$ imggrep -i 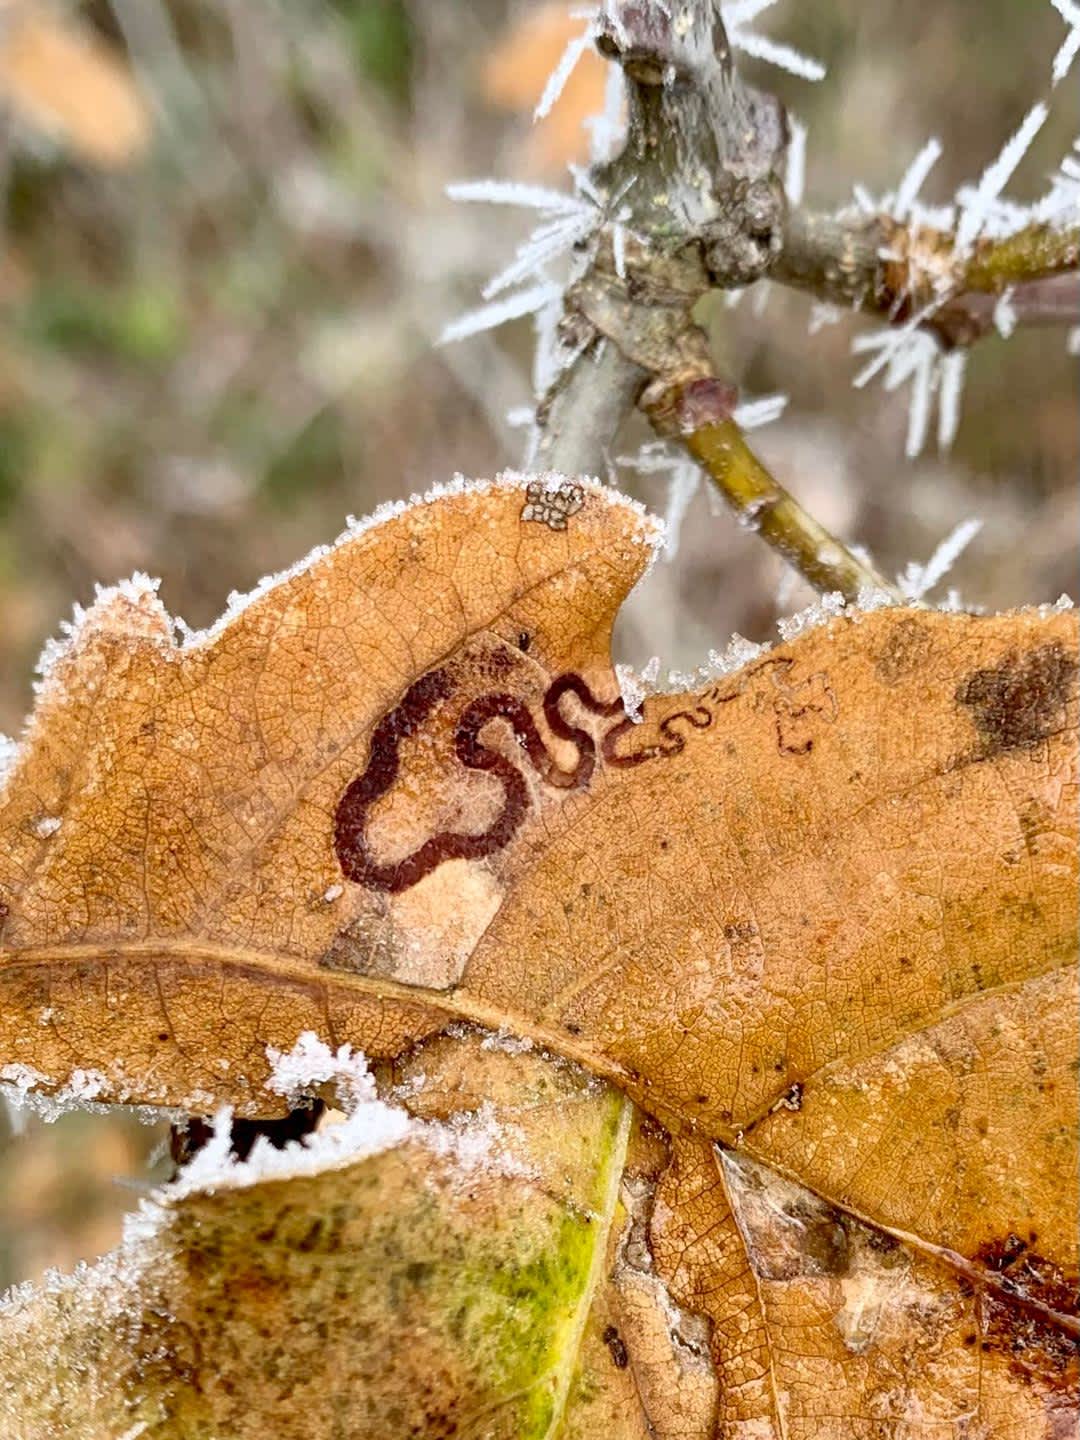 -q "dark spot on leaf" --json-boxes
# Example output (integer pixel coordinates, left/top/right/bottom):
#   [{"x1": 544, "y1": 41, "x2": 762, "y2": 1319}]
[
  {"x1": 800, "y1": 1210, "x2": 850, "y2": 1276},
  {"x1": 865, "y1": 1228, "x2": 900, "y2": 1256},
  {"x1": 296, "y1": 1217, "x2": 325, "y2": 1253},
  {"x1": 876, "y1": 616, "x2": 933, "y2": 684},
  {"x1": 602, "y1": 1323, "x2": 629, "y2": 1369},
  {"x1": 956, "y1": 642, "x2": 1078, "y2": 756},
  {"x1": 971, "y1": 1234, "x2": 1080, "y2": 1393}
]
